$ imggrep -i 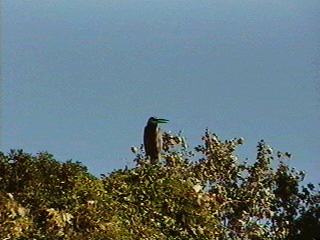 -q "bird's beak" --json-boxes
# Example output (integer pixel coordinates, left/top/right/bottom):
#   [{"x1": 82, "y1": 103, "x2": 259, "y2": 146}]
[{"x1": 156, "y1": 119, "x2": 169, "y2": 124}]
